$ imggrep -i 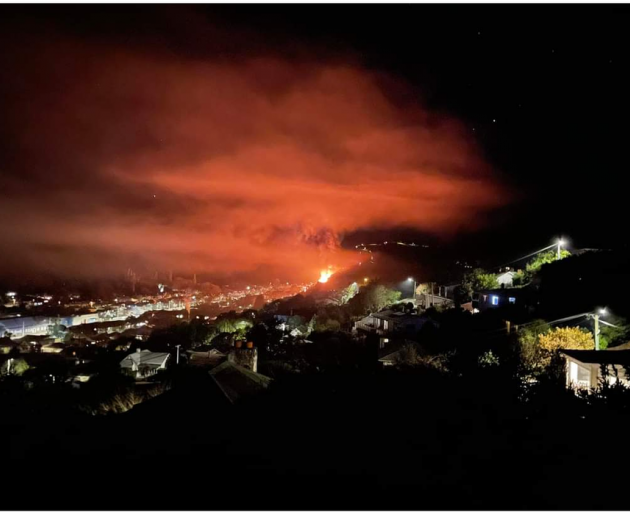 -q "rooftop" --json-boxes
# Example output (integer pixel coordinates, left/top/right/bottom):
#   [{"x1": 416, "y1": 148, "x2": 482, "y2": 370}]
[{"x1": 561, "y1": 349, "x2": 630, "y2": 365}]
